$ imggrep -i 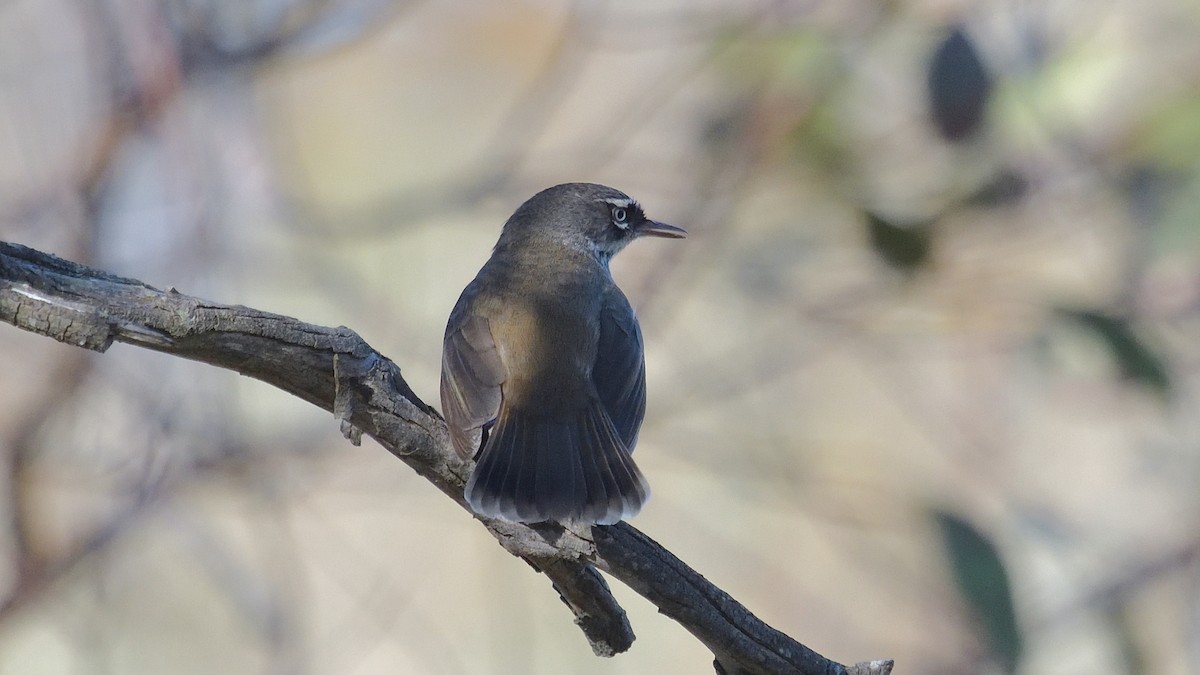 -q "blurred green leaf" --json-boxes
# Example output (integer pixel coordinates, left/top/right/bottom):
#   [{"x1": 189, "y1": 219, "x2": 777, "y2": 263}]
[
  {"x1": 1059, "y1": 309, "x2": 1171, "y2": 396},
  {"x1": 864, "y1": 211, "x2": 935, "y2": 272},
  {"x1": 928, "y1": 24, "x2": 992, "y2": 142},
  {"x1": 934, "y1": 510, "x2": 1023, "y2": 673},
  {"x1": 1134, "y1": 94, "x2": 1200, "y2": 169},
  {"x1": 789, "y1": 100, "x2": 855, "y2": 179}
]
